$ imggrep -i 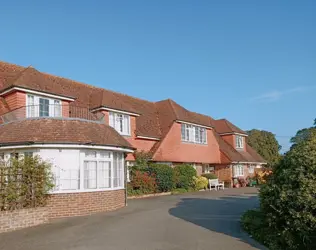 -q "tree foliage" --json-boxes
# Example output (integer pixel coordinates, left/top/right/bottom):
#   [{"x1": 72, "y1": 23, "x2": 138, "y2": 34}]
[
  {"x1": 247, "y1": 129, "x2": 281, "y2": 166},
  {"x1": 290, "y1": 119, "x2": 316, "y2": 148},
  {"x1": 259, "y1": 131, "x2": 316, "y2": 249}
]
